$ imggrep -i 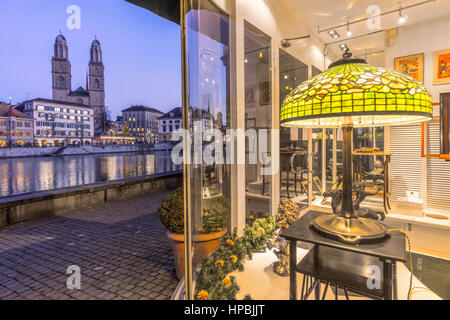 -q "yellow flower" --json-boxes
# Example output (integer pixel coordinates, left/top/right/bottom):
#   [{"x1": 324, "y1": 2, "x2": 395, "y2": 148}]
[
  {"x1": 198, "y1": 227, "x2": 205, "y2": 233},
  {"x1": 197, "y1": 290, "x2": 209, "y2": 300},
  {"x1": 249, "y1": 215, "x2": 255, "y2": 220},
  {"x1": 230, "y1": 255, "x2": 238, "y2": 263},
  {"x1": 226, "y1": 239, "x2": 234, "y2": 246},
  {"x1": 215, "y1": 260, "x2": 224, "y2": 267},
  {"x1": 204, "y1": 211, "x2": 209, "y2": 217},
  {"x1": 258, "y1": 227, "x2": 265, "y2": 234},
  {"x1": 261, "y1": 218, "x2": 267, "y2": 223},
  {"x1": 222, "y1": 277, "x2": 231, "y2": 287}
]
